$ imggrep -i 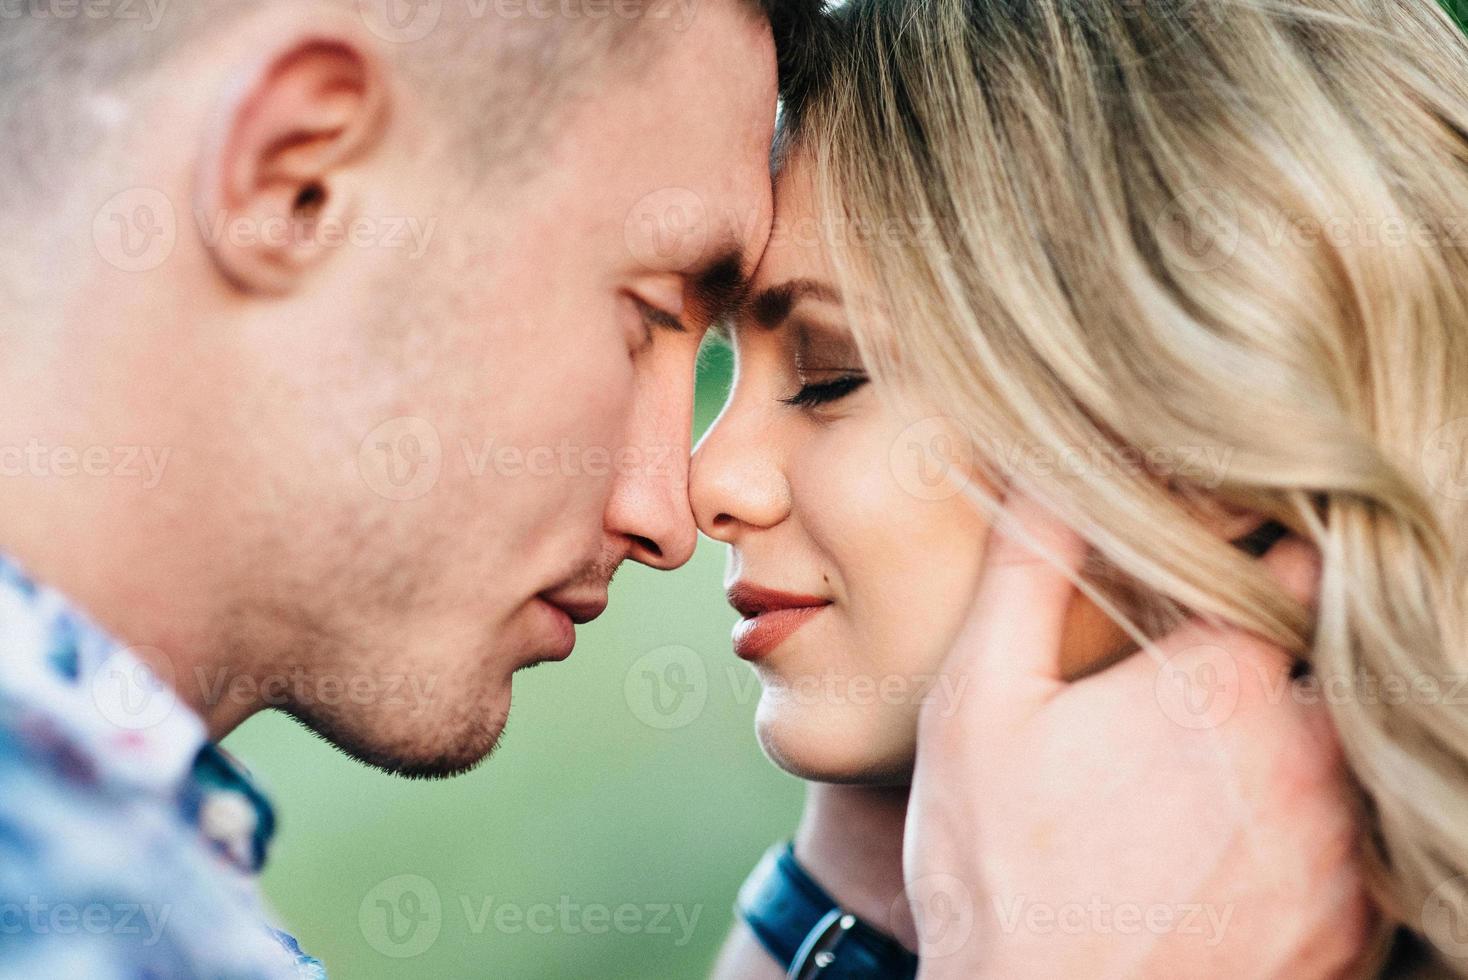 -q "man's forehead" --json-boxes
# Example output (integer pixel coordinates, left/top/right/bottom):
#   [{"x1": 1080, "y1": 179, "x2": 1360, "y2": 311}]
[
  {"x1": 672, "y1": 174, "x2": 774, "y2": 321},
  {"x1": 713, "y1": 173, "x2": 777, "y2": 276}
]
